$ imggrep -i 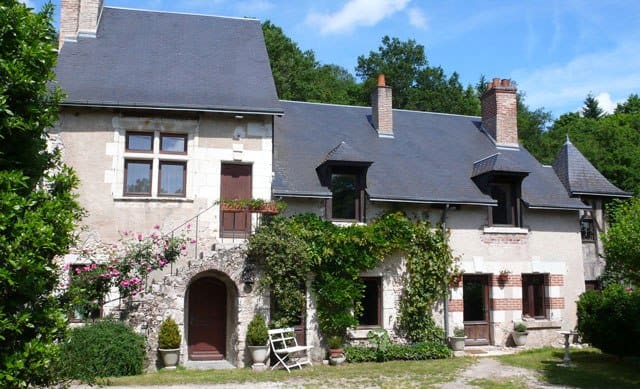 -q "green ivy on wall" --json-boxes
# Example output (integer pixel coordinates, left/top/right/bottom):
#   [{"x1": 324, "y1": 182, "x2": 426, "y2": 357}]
[{"x1": 247, "y1": 212, "x2": 458, "y2": 341}]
